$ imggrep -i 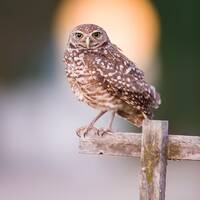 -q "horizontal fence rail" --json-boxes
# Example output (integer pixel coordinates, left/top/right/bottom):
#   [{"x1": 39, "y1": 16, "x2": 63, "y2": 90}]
[{"x1": 79, "y1": 128, "x2": 200, "y2": 161}]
